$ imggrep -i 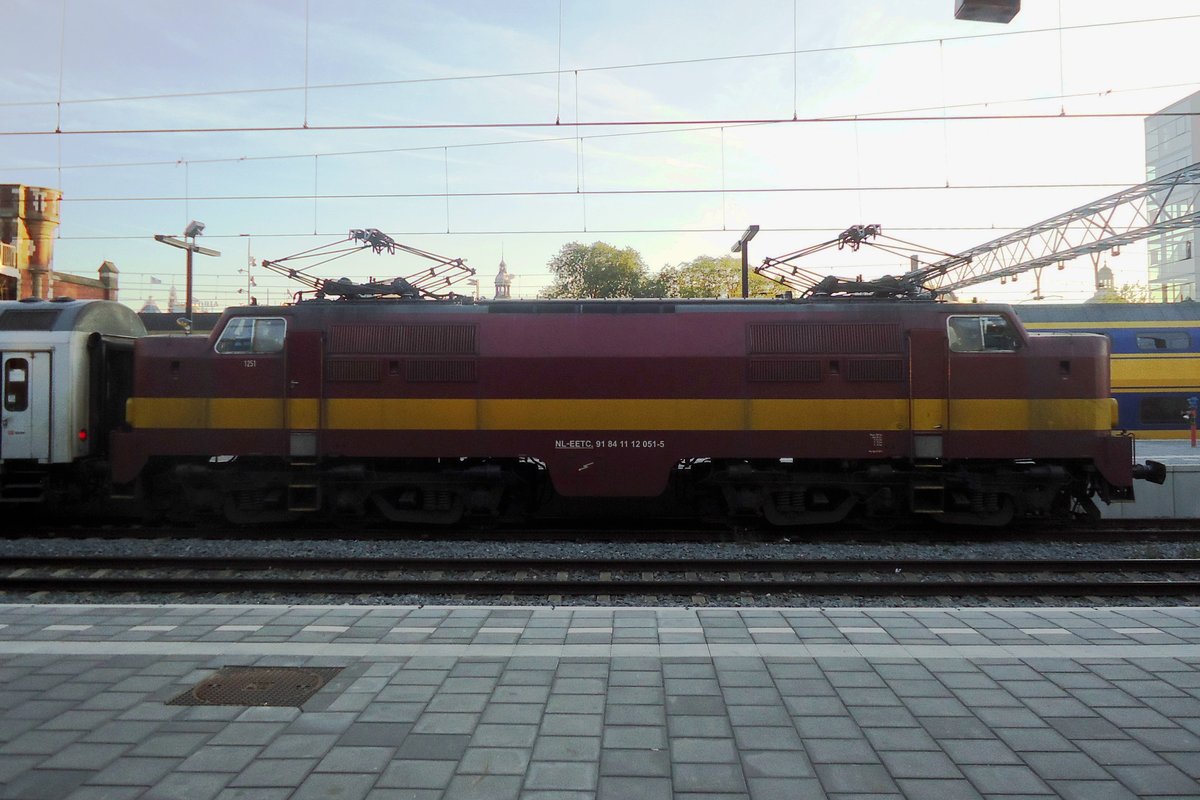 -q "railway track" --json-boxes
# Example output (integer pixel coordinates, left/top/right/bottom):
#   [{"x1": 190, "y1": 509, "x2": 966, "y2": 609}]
[{"x1": 4, "y1": 554, "x2": 1200, "y2": 598}]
